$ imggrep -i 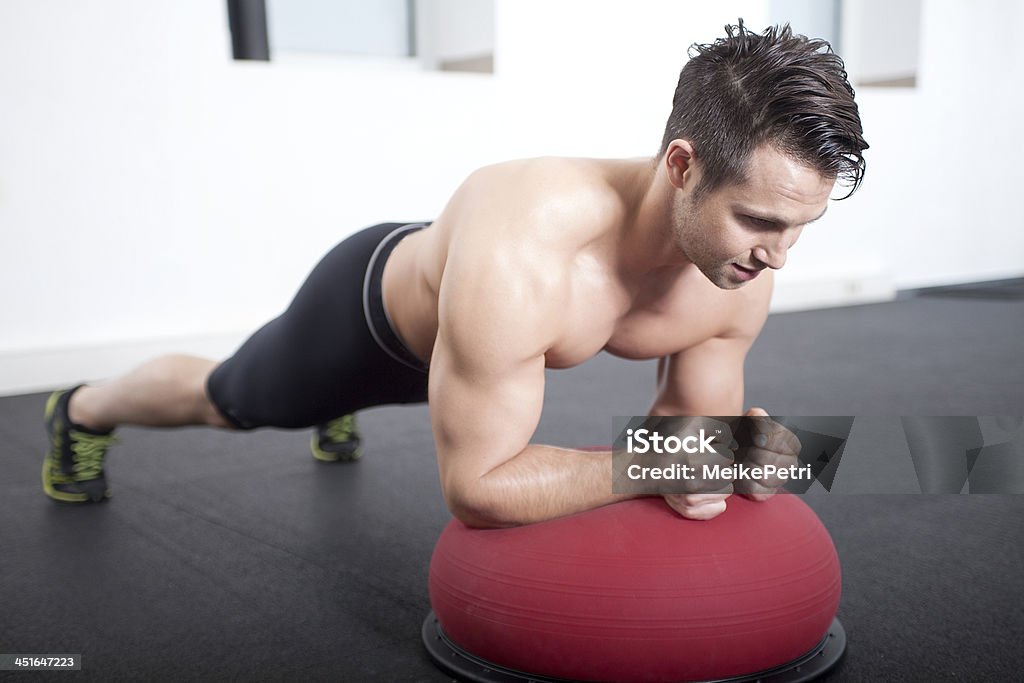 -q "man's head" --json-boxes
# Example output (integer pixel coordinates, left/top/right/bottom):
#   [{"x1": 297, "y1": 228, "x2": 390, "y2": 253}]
[
  {"x1": 660, "y1": 20, "x2": 868, "y2": 289},
  {"x1": 659, "y1": 20, "x2": 868, "y2": 200},
  {"x1": 669, "y1": 141, "x2": 834, "y2": 288}
]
